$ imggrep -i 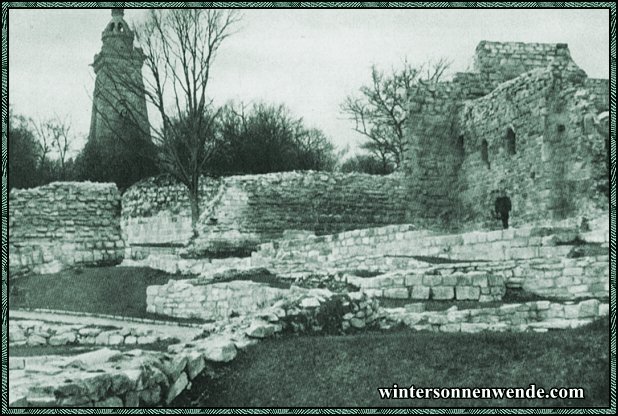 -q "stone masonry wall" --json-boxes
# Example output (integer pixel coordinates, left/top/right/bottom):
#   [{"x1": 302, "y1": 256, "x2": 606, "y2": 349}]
[
  {"x1": 9, "y1": 319, "x2": 177, "y2": 347},
  {"x1": 122, "y1": 171, "x2": 409, "y2": 253},
  {"x1": 404, "y1": 41, "x2": 608, "y2": 230},
  {"x1": 472, "y1": 41, "x2": 578, "y2": 87},
  {"x1": 457, "y1": 66, "x2": 606, "y2": 229},
  {"x1": 146, "y1": 280, "x2": 289, "y2": 321},
  {"x1": 121, "y1": 175, "x2": 220, "y2": 247},
  {"x1": 251, "y1": 221, "x2": 609, "y2": 301},
  {"x1": 9, "y1": 182, "x2": 124, "y2": 275},
  {"x1": 345, "y1": 269, "x2": 506, "y2": 302}
]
